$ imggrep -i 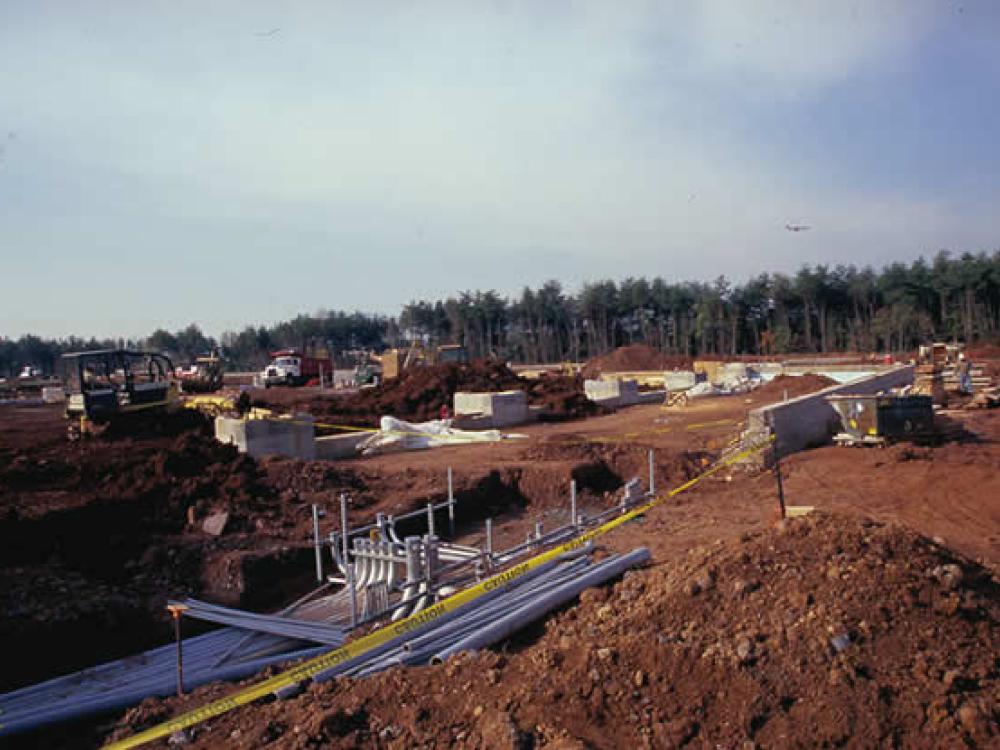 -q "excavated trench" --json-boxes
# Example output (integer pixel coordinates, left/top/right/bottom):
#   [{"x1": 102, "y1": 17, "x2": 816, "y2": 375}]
[{"x1": 0, "y1": 418, "x2": 710, "y2": 706}]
